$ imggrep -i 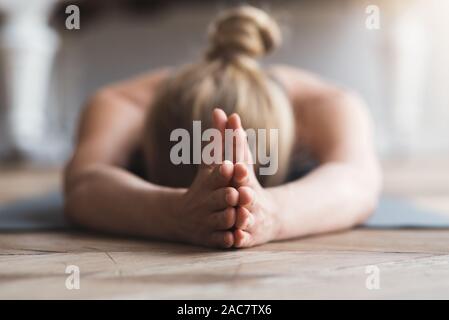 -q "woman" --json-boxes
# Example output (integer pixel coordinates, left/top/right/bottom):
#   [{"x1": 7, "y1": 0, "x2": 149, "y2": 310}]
[{"x1": 64, "y1": 6, "x2": 382, "y2": 249}]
